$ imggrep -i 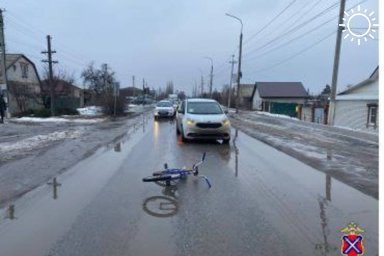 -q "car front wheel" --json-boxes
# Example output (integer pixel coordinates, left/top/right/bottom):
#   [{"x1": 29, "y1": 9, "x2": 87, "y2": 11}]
[{"x1": 181, "y1": 126, "x2": 188, "y2": 143}]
